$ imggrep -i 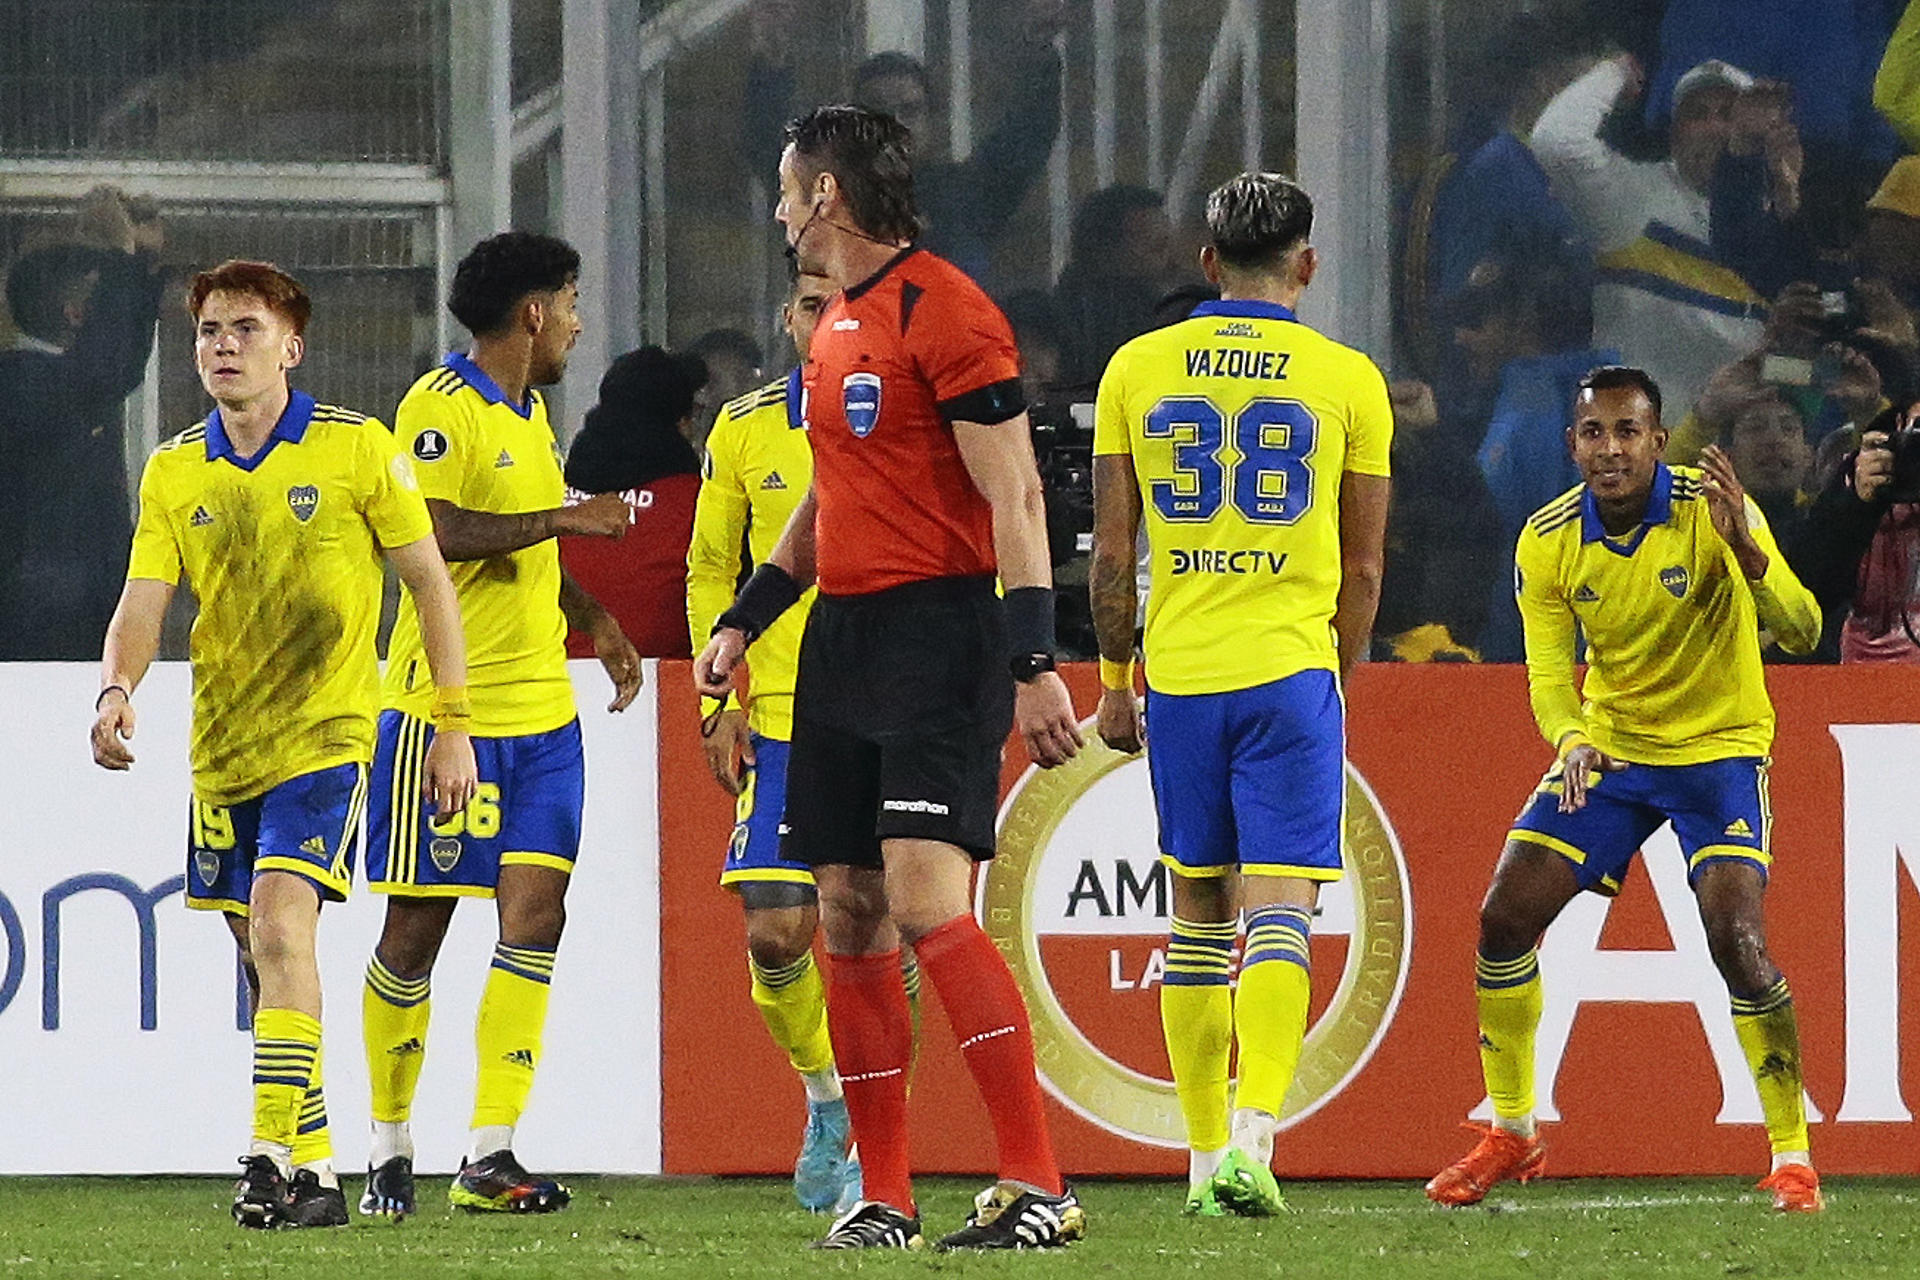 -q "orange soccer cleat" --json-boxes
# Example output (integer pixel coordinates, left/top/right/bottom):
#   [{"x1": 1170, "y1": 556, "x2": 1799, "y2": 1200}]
[
  {"x1": 1424, "y1": 1123, "x2": 1547, "y2": 1207},
  {"x1": 1757, "y1": 1164, "x2": 1824, "y2": 1213}
]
